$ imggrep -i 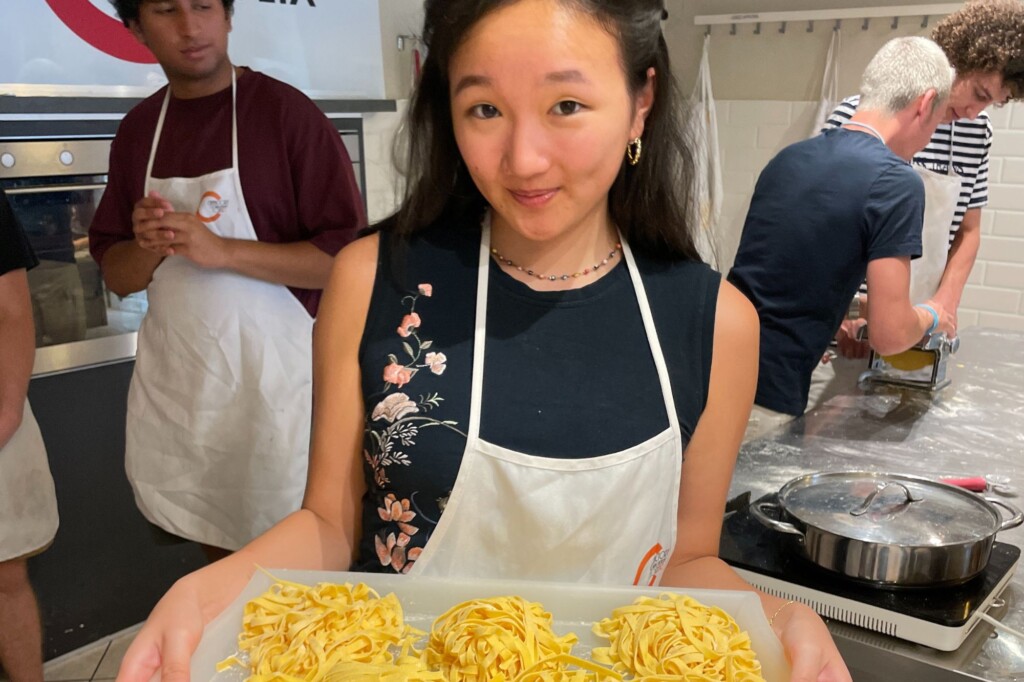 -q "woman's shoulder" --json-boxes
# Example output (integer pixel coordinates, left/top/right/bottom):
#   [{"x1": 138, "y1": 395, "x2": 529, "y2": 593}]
[
  {"x1": 715, "y1": 278, "x2": 758, "y2": 337},
  {"x1": 373, "y1": 220, "x2": 482, "y2": 276},
  {"x1": 322, "y1": 233, "x2": 381, "y2": 318},
  {"x1": 632, "y1": 249, "x2": 720, "y2": 286}
]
